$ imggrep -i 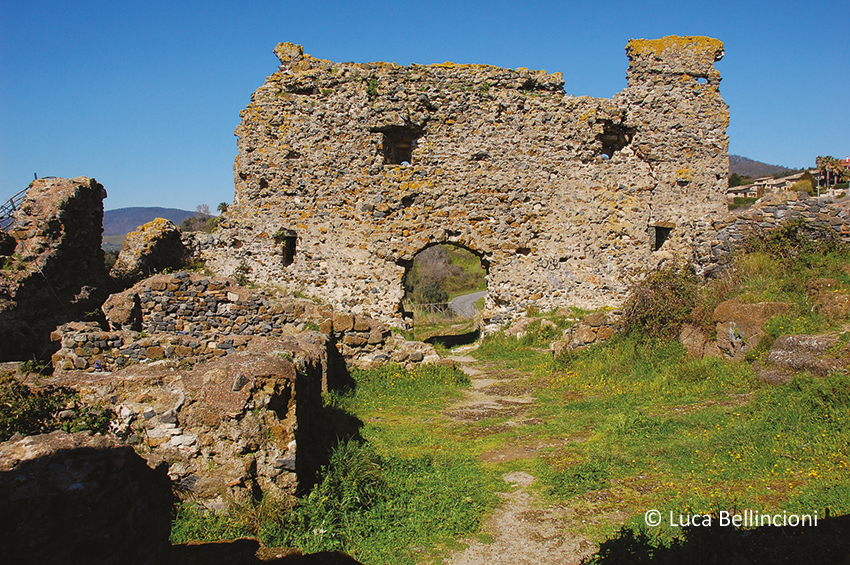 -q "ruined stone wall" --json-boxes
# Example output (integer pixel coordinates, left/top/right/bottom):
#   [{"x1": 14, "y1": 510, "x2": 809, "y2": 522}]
[
  {"x1": 51, "y1": 271, "x2": 436, "y2": 373},
  {"x1": 206, "y1": 36, "x2": 729, "y2": 327},
  {"x1": 0, "y1": 177, "x2": 108, "y2": 359},
  {"x1": 0, "y1": 431, "x2": 172, "y2": 564}
]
